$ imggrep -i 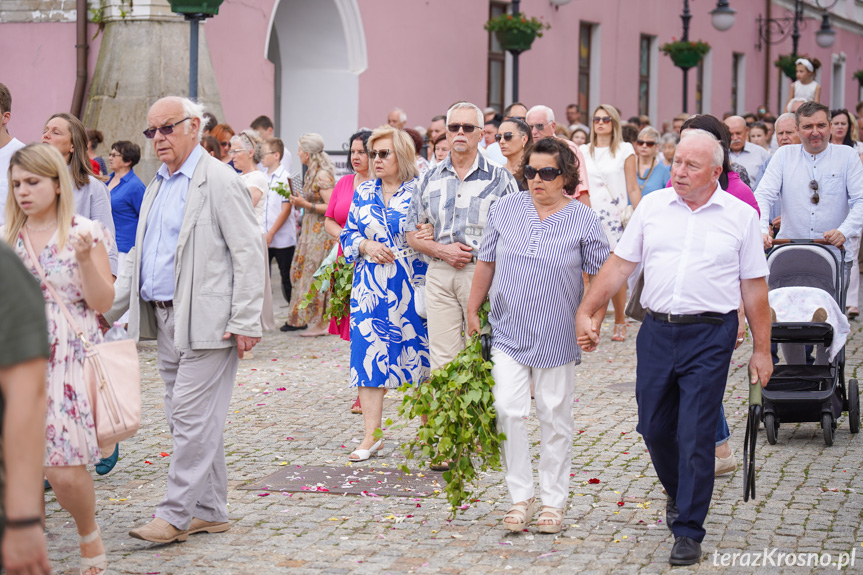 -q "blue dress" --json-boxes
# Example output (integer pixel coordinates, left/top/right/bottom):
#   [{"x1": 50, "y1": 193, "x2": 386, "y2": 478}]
[{"x1": 340, "y1": 178, "x2": 430, "y2": 389}]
